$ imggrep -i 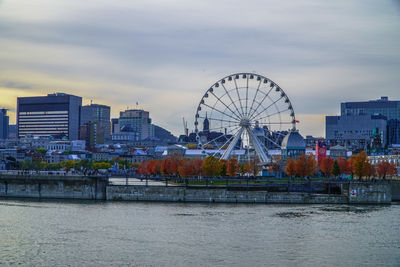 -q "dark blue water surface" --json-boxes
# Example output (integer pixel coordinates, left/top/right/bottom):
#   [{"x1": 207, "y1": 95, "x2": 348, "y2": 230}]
[{"x1": 1, "y1": 200, "x2": 399, "y2": 266}]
